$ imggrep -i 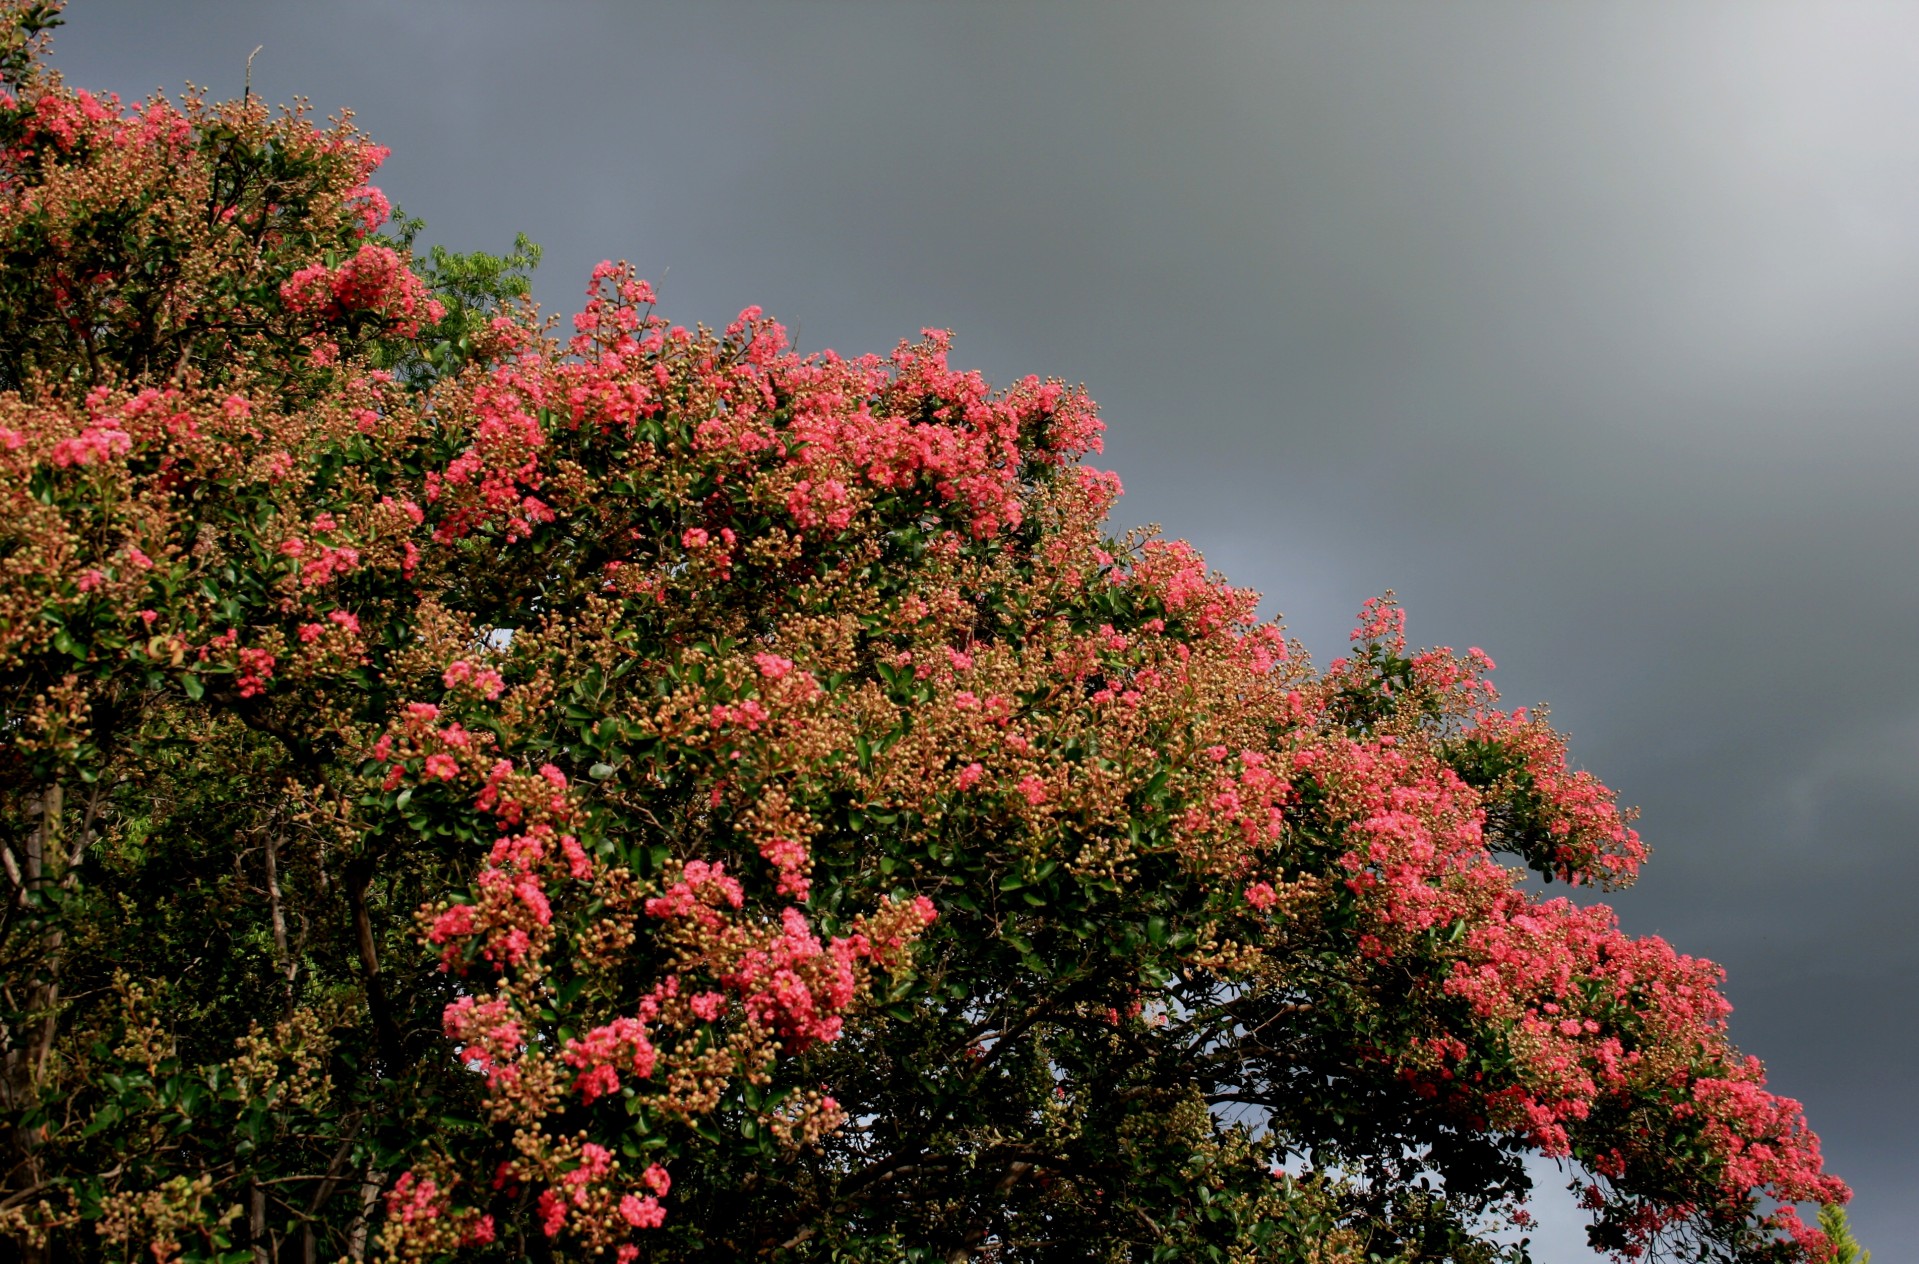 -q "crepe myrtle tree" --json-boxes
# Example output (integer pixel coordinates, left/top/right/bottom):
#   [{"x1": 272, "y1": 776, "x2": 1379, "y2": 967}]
[{"x1": 0, "y1": 7, "x2": 1851, "y2": 1263}]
